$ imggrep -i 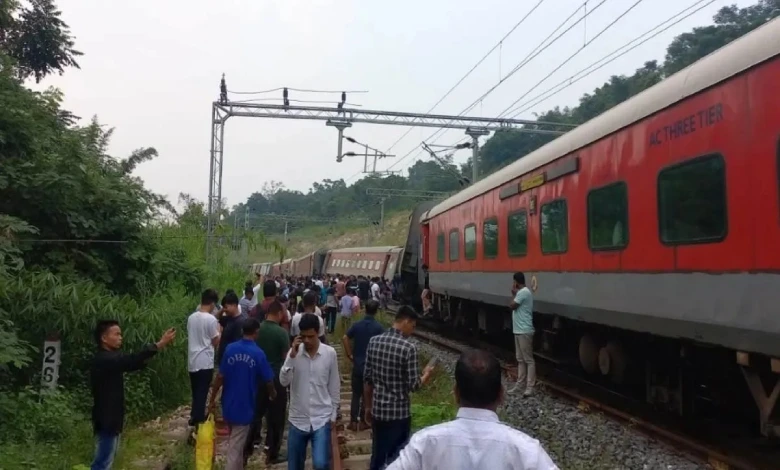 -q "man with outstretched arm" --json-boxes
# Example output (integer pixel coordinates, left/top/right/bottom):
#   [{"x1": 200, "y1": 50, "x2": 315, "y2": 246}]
[{"x1": 90, "y1": 321, "x2": 176, "y2": 470}]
